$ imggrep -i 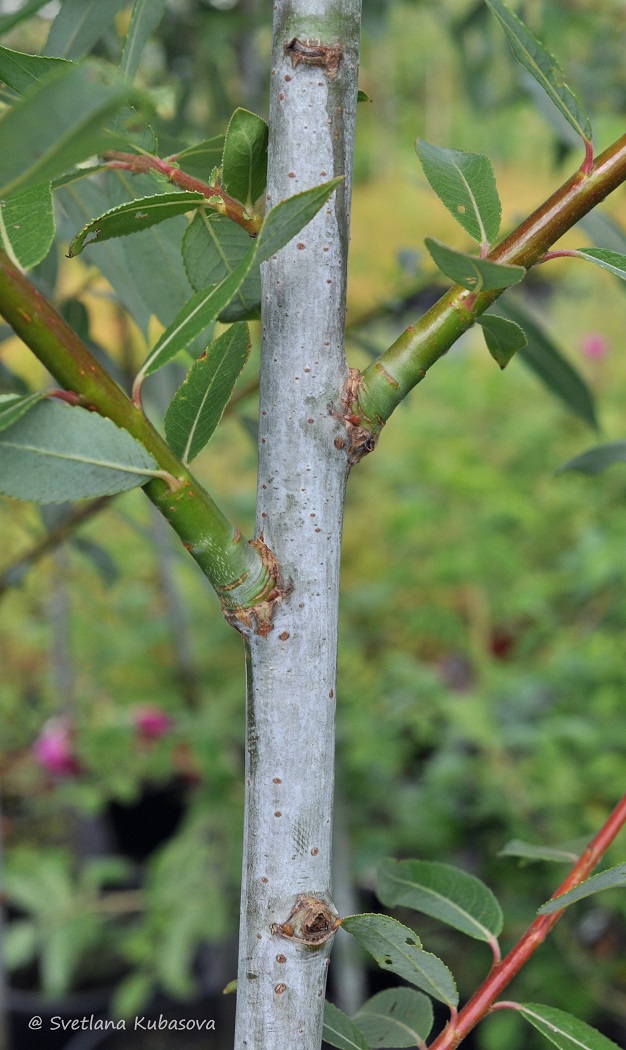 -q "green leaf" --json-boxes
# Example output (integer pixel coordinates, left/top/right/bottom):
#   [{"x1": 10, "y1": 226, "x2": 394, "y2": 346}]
[
  {"x1": 498, "y1": 298, "x2": 598, "y2": 430},
  {"x1": 538, "y1": 863, "x2": 626, "y2": 915},
  {"x1": 120, "y1": 0, "x2": 167, "y2": 81},
  {"x1": 515, "y1": 1003, "x2": 621, "y2": 1050},
  {"x1": 172, "y1": 136, "x2": 225, "y2": 181},
  {"x1": 0, "y1": 45, "x2": 71, "y2": 96},
  {"x1": 0, "y1": 0, "x2": 52, "y2": 37},
  {"x1": 67, "y1": 191, "x2": 204, "y2": 257},
  {"x1": 484, "y1": 0, "x2": 592, "y2": 144},
  {"x1": 499, "y1": 839, "x2": 584, "y2": 864},
  {"x1": 353, "y1": 988, "x2": 434, "y2": 1048},
  {"x1": 341, "y1": 914, "x2": 458, "y2": 1007},
  {"x1": 558, "y1": 442, "x2": 626, "y2": 476},
  {"x1": 111, "y1": 971, "x2": 154, "y2": 1020},
  {"x1": 357, "y1": 89, "x2": 372, "y2": 102},
  {"x1": 323, "y1": 1002, "x2": 369, "y2": 1050},
  {"x1": 183, "y1": 211, "x2": 261, "y2": 320},
  {"x1": 575, "y1": 248, "x2": 626, "y2": 281},
  {"x1": 0, "y1": 392, "x2": 45, "y2": 432},
  {"x1": 425, "y1": 238, "x2": 525, "y2": 291},
  {"x1": 0, "y1": 183, "x2": 55, "y2": 270},
  {"x1": 416, "y1": 139, "x2": 501, "y2": 246},
  {"x1": 377, "y1": 859, "x2": 503, "y2": 943},
  {"x1": 0, "y1": 62, "x2": 142, "y2": 200},
  {"x1": 477, "y1": 313, "x2": 527, "y2": 368},
  {"x1": 164, "y1": 323, "x2": 251, "y2": 463},
  {"x1": 44, "y1": 0, "x2": 127, "y2": 61},
  {"x1": 140, "y1": 177, "x2": 341, "y2": 378},
  {"x1": 0, "y1": 401, "x2": 161, "y2": 503},
  {"x1": 221, "y1": 108, "x2": 268, "y2": 208}
]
